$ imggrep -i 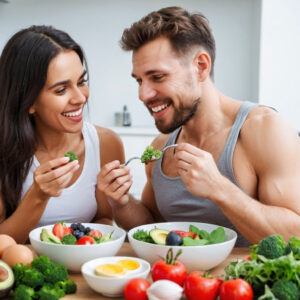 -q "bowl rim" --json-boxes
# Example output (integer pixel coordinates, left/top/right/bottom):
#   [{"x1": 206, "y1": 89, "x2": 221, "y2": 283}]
[
  {"x1": 128, "y1": 221, "x2": 237, "y2": 249},
  {"x1": 29, "y1": 222, "x2": 126, "y2": 248},
  {"x1": 81, "y1": 256, "x2": 151, "y2": 280}
]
